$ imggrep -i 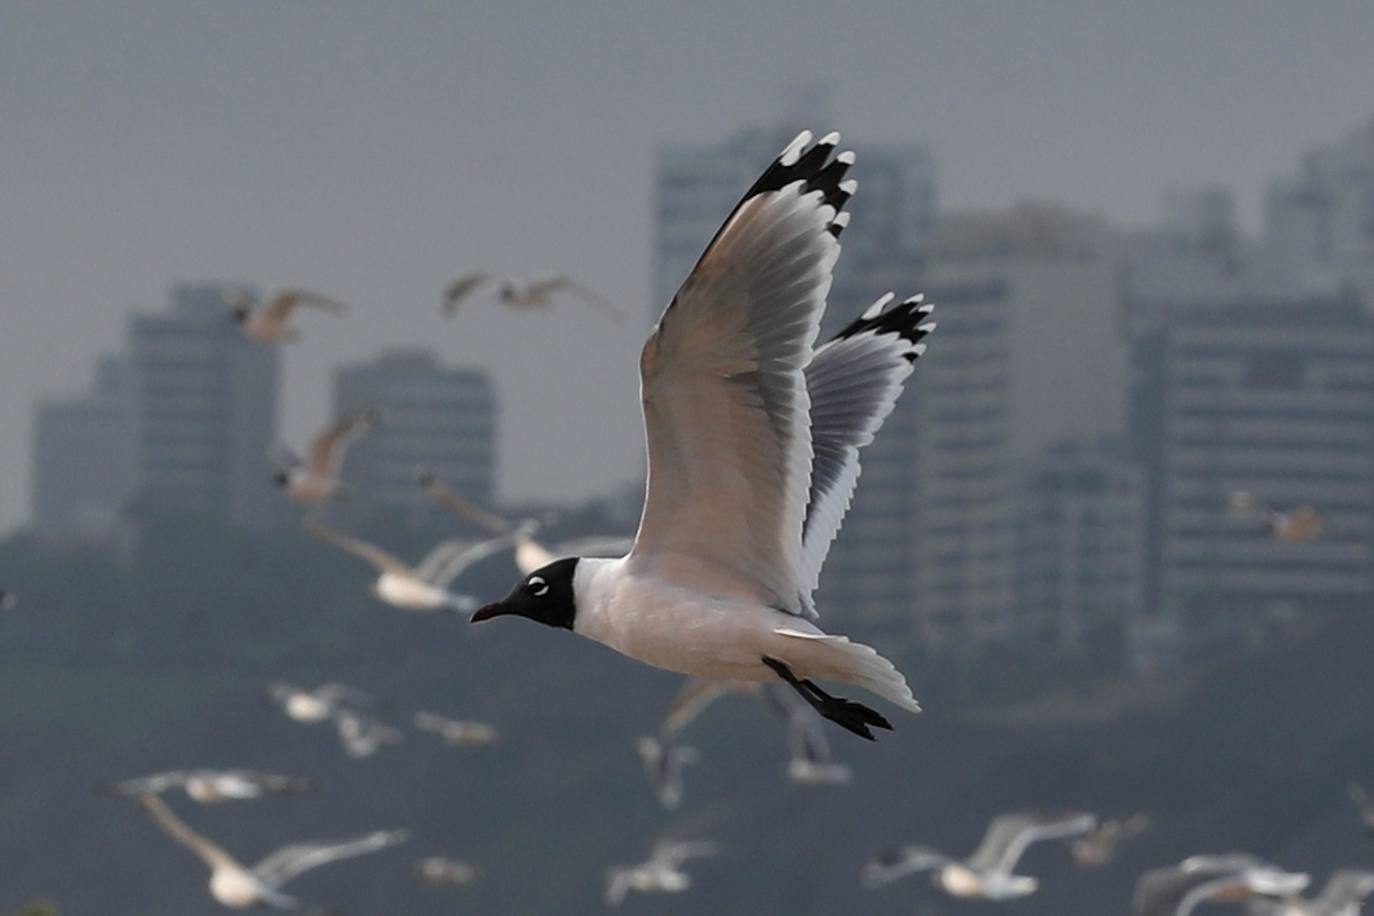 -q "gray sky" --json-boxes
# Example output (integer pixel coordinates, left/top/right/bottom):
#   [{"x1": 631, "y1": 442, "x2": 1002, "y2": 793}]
[{"x1": 3, "y1": 0, "x2": 1373, "y2": 528}]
